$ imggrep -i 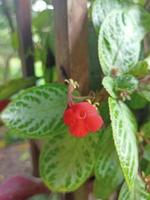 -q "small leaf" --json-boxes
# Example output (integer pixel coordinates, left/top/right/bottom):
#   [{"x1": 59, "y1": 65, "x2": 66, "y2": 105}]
[
  {"x1": 102, "y1": 75, "x2": 138, "y2": 99},
  {"x1": 1, "y1": 83, "x2": 67, "y2": 138},
  {"x1": 94, "y1": 127, "x2": 123, "y2": 199},
  {"x1": 143, "y1": 144, "x2": 150, "y2": 162},
  {"x1": 40, "y1": 131, "x2": 99, "y2": 192},
  {"x1": 138, "y1": 90, "x2": 150, "y2": 102},
  {"x1": 126, "y1": 93, "x2": 147, "y2": 110},
  {"x1": 99, "y1": 6, "x2": 150, "y2": 75},
  {"x1": 118, "y1": 176, "x2": 150, "y2": 200},
  {"x1": 102, "y1": 76, "x2": 117, "y2": 98},
  {"x1": 0, "y1": 77, "x2": 36, "y2": 100},
  {"x1": 114, "y1": 75, "x2": 139, "y2": 94},
  {"x1": 141, "y1": 121, "x2": 150, "y2": 139},
  {"x1": 129, "y1": 55, "x2": 150, "y2": 77},
  {"x1": 138, "y1": 76, "x2": 150, "y2": 101},
  {"x1": 132, "y1": 0, "x2": 145, "y2": 5},
  {"x1": 109, "y1": 97, "x2": 138, "y2": 188}
]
